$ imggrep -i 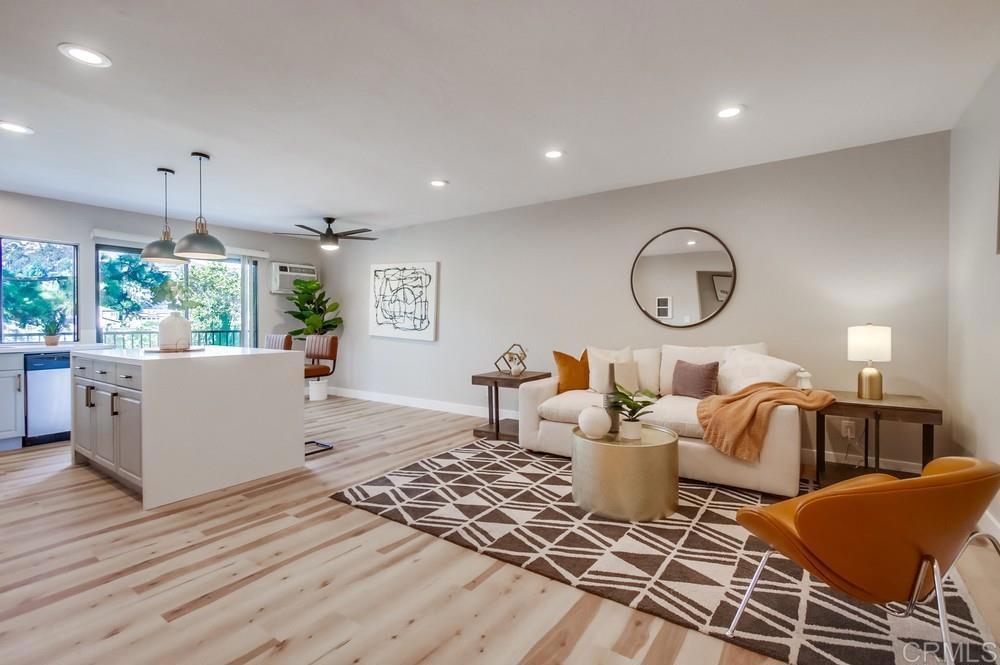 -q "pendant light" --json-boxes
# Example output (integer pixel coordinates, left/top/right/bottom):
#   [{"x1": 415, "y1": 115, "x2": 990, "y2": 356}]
[
  {"x1": 140, "y1": 167, "x2": 189, "y2": 264},
  {"x1": 174, "y1": 151, "x2": 227, "y2": 260}
]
